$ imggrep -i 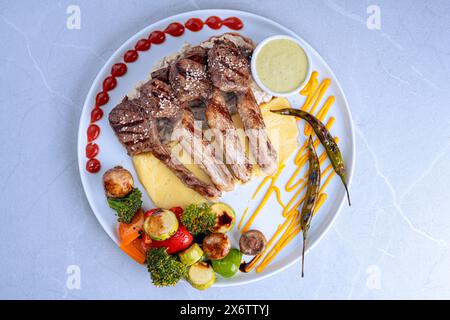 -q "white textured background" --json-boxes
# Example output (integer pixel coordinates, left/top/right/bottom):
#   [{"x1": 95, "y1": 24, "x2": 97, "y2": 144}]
[{"x1": 0, "y1": 0, "x2": 449, "y2": 299}]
